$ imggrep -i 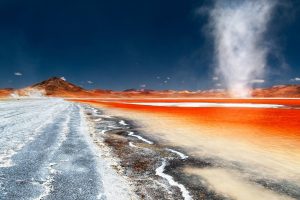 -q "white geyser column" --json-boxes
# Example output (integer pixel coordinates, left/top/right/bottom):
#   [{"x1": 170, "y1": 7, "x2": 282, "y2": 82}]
[{"x1": 210, "y1": 0, "x2": 277, "y2": 97}]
